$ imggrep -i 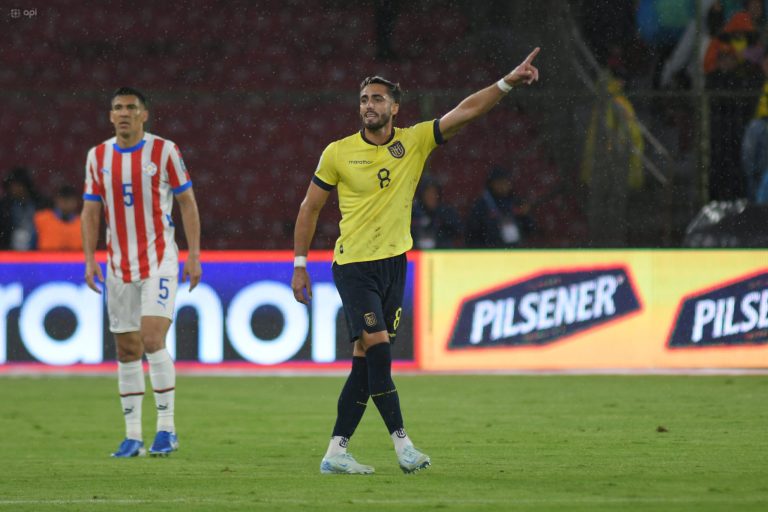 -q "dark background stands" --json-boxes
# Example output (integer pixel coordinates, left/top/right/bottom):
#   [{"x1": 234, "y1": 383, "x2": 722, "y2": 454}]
[
  {"x1": 411, "y1": 178, "x2": 462, "y2": 249},
  {"x1": 464, "y1": 167, "x2": 534, "y2": 249}
]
